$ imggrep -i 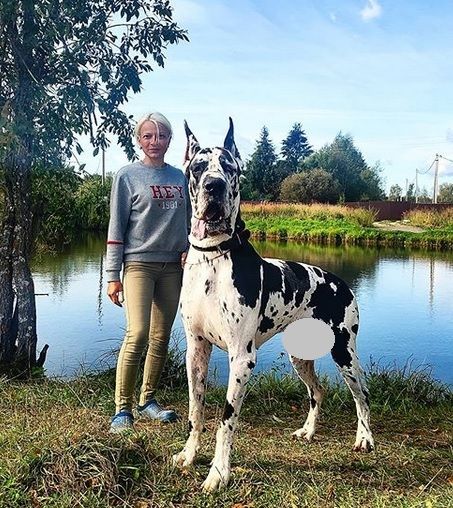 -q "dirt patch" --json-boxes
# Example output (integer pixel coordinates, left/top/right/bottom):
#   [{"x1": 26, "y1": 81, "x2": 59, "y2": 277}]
[{"x1": 373, "y1": 221, "x2": 426, "y2": 233}]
